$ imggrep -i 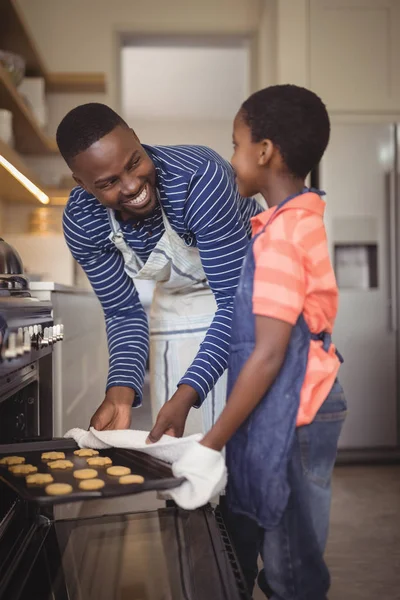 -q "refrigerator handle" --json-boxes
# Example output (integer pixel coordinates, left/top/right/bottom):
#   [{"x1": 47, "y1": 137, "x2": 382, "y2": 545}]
[{"x1": 386, "y1": 170, "x2": 398, "y2": 333}]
